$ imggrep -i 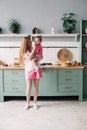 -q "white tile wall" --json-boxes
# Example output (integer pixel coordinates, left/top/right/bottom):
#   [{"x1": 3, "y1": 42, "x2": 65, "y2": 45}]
[{"x1": 0, "y1": 41, "x2": 80, "y2": 64}]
